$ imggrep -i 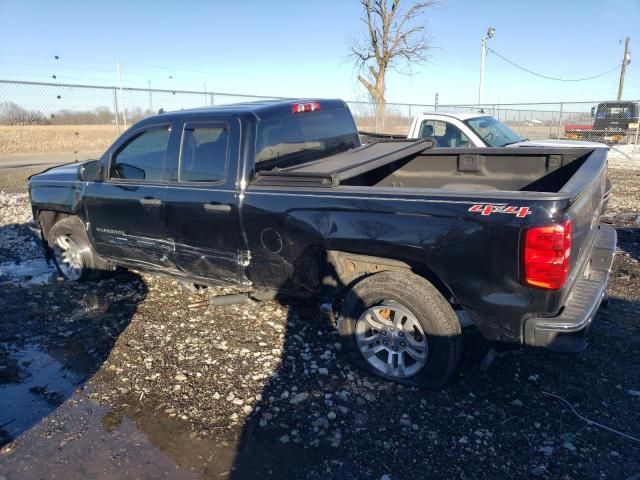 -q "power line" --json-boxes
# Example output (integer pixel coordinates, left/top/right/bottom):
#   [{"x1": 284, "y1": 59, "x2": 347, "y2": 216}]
[
  {"x1": 0, "y1": 60, "x2": 116, "y2": 73},
  {"x1": 0, "y1": 71, "x2": 120, "y2": 84},
  {"x1": 0, "y1": 51, "x2": 250, "y2": 79},
  {"x1": 0, "y1": 61, "x2": 178, "y2": 80},
  {"x1": 486, "y1": 47, "x2": 620, "y2": 82}
]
